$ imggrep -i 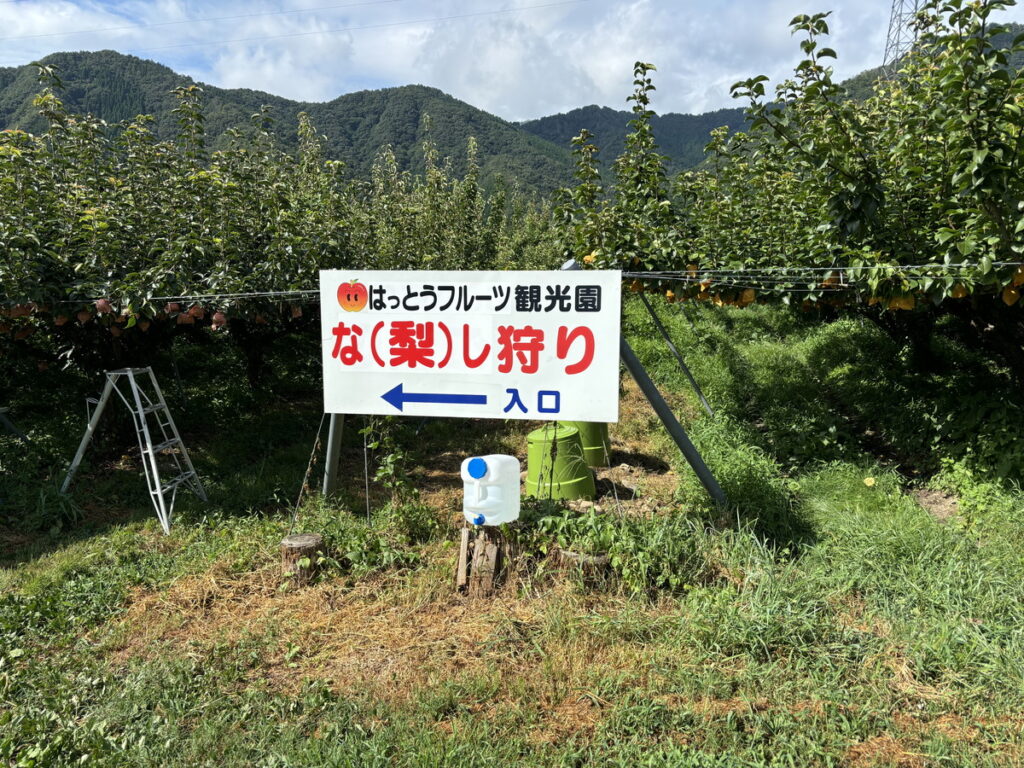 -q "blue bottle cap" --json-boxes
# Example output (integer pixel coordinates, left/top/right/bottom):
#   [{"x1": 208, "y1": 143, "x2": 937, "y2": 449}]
[
  {"x1": 472, "y1": 514, "x2": 485, "y2": 526},
  {"x1": 467, "y1": 457, "x2": 487, "y2": 479}
]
